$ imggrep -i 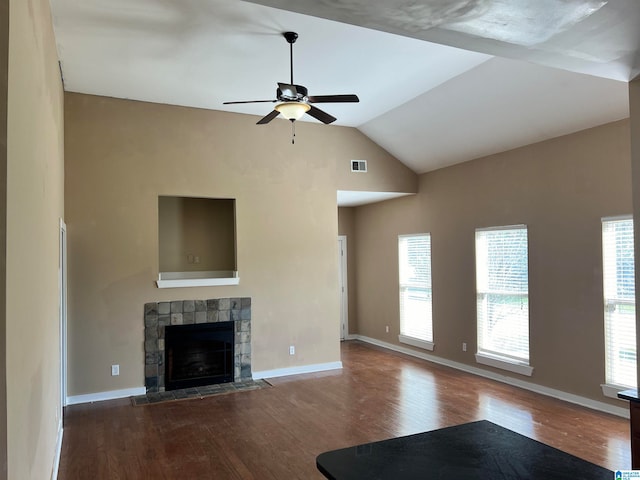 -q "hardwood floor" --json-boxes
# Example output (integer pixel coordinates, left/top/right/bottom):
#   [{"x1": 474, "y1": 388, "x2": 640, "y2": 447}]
[{"x1": 58, "y1": 341, "x2": 631, "y2": 479}]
